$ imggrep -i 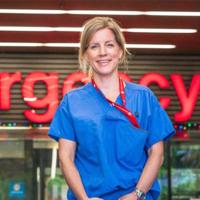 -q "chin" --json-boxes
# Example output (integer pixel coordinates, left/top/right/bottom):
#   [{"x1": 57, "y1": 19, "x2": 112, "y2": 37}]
[{"x1": 94, "y1": 67, "x2": 118, "y2": 76}]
